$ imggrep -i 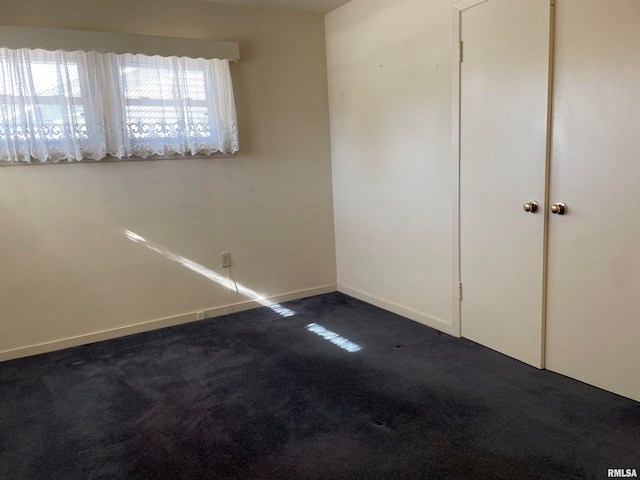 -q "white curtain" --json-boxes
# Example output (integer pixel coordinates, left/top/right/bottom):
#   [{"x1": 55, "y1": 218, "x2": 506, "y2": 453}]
[{"x1": 0, "y1": 48, "x2": 238, "y2": 163}]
